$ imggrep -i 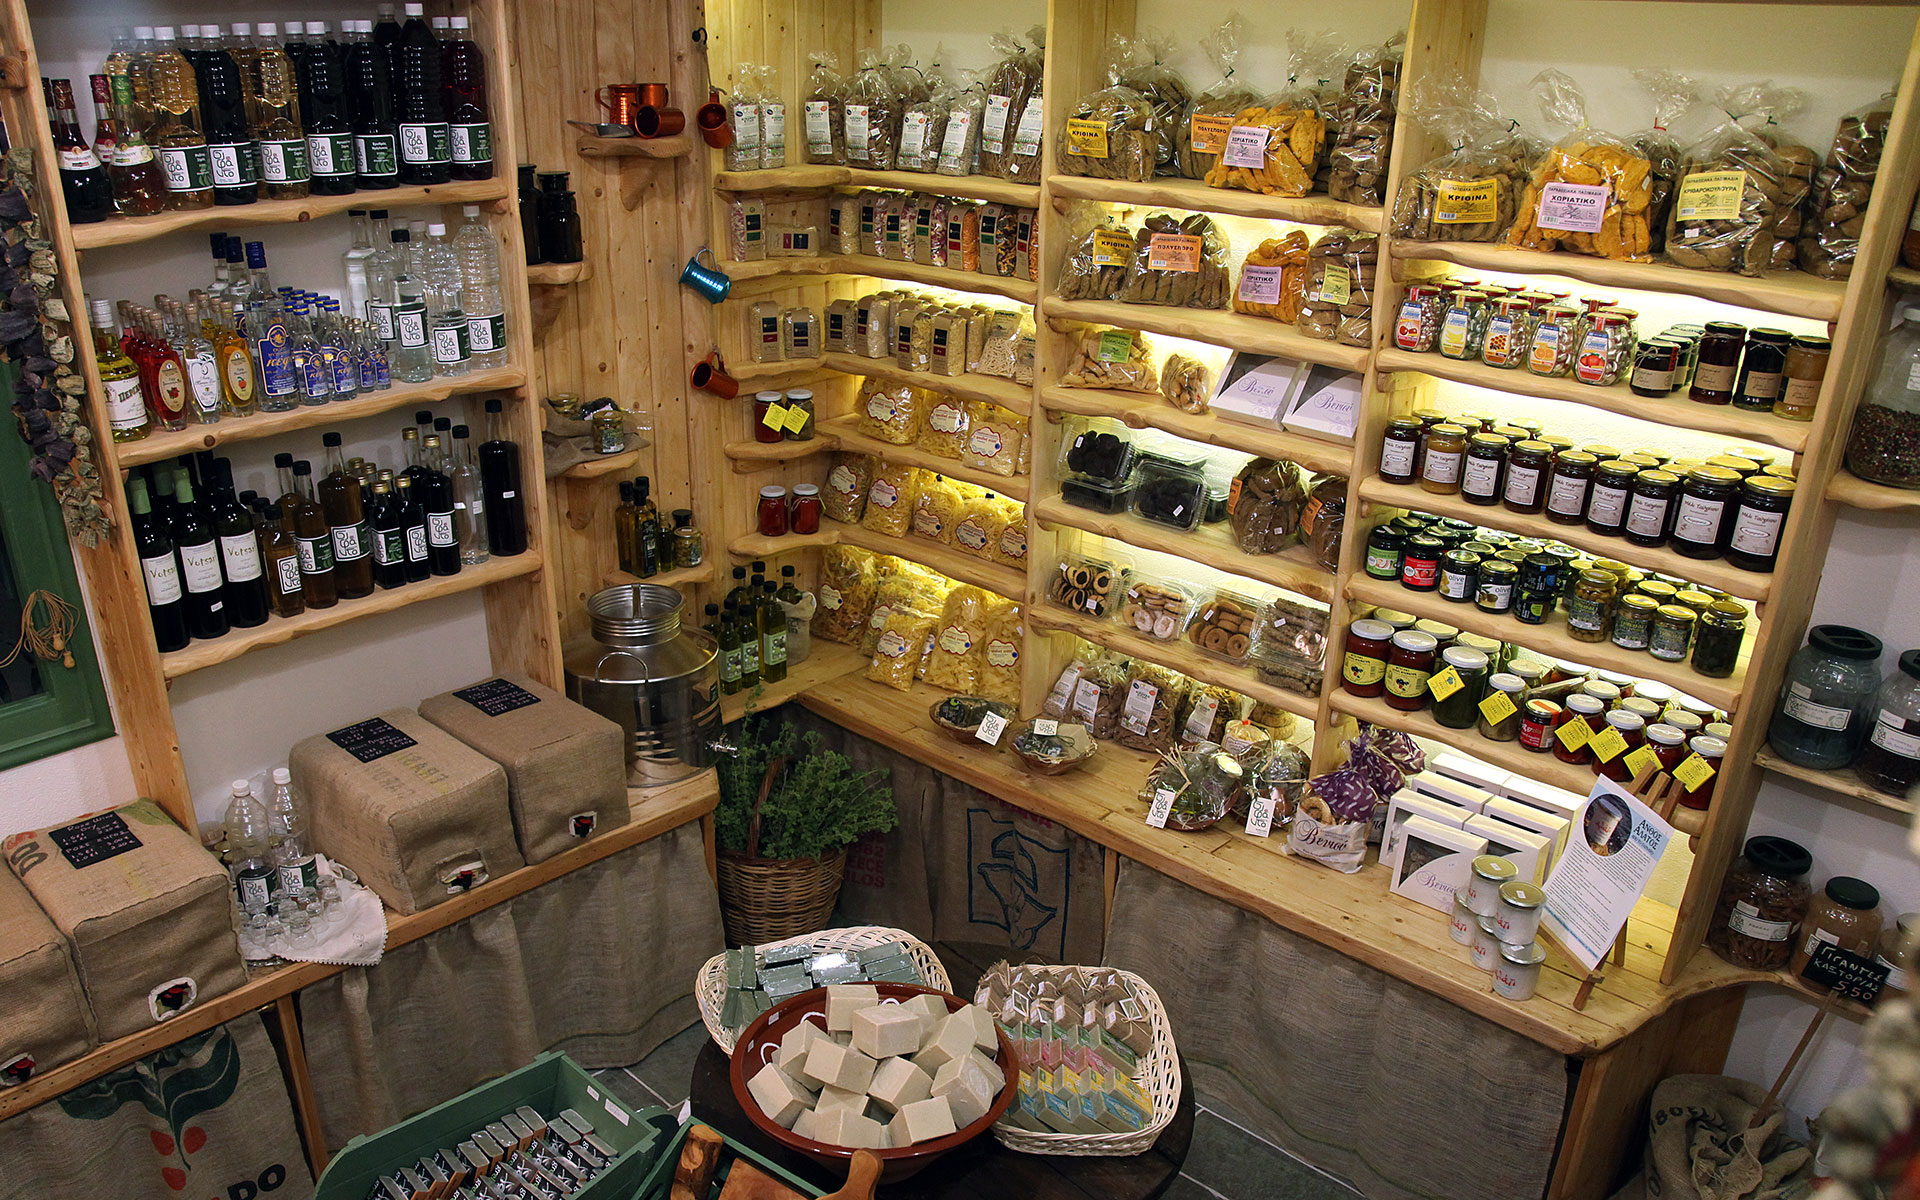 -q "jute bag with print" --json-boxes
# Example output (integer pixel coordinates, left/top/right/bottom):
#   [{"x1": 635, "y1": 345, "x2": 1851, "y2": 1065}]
[
  {"x1": 0, "y1": 865, "x2": 94, "y2": 1087},
  {"x1": 1607, "y1": 1075, "x2": 1814, "y2": 1200},
  {"x1": 0, "y1": 1014, "x2": 312, "y2": 1200}
]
